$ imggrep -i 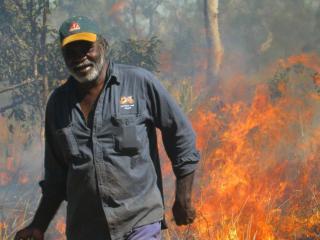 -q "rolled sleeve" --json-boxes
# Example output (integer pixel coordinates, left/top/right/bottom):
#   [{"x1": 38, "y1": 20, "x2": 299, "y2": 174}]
[
  {"x1": 144, "y1": 72, "x2": 200, "y2": 178},
  {"x1": 172, "y1": 150, "x2": 200, "y2": 177}
]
